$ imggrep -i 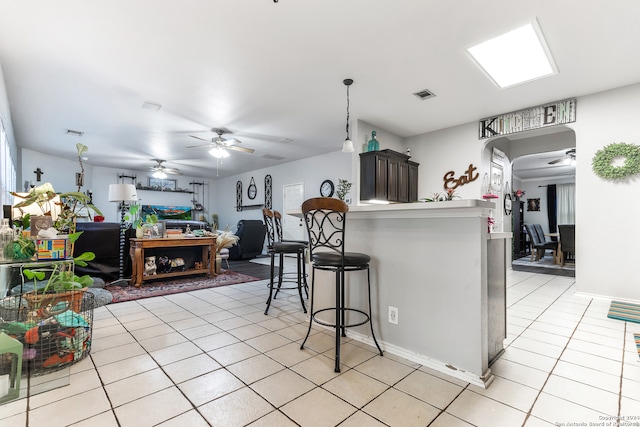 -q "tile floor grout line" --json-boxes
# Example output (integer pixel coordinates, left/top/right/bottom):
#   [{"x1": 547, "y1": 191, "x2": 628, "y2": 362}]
[
  {"x1": 87, "y1": 353, "x2": 123, "y2": 427},
  {"x1": 617, "y1": 321, "x2": 627, "y2": 427},
  {"x1": 521, "y1": 294, "x2": 593, "y2": 427},
  {"x1": 426, "y1": 383, "x2": 471, "y2": 427}
]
